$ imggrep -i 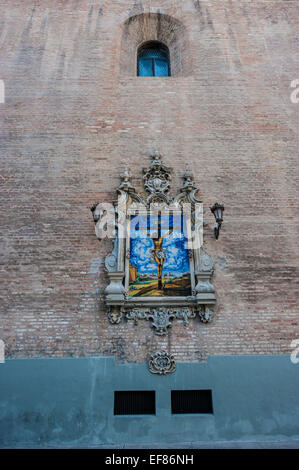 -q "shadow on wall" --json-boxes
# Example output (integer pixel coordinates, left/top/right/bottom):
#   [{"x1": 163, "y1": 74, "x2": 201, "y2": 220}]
[{"x1": 120, "y1": 13, "x2": 192, "y2": 77}]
